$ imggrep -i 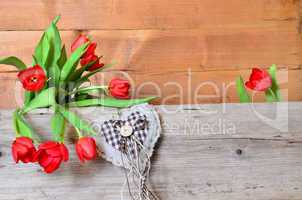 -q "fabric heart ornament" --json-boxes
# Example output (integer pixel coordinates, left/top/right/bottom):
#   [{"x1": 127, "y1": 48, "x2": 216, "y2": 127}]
[
  {"x1": 101, "y1": 111, "x2": 148, "y2": 158},
  {"x1": 94, "y1": 103, "x2": 161, "y2": 200}
]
